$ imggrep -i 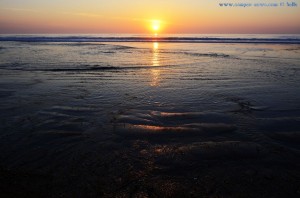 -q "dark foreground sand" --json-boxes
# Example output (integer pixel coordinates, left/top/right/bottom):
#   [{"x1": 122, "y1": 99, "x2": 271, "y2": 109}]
[{"x1": 0, "y1": 141, "x2": 299, "y2": 198}]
